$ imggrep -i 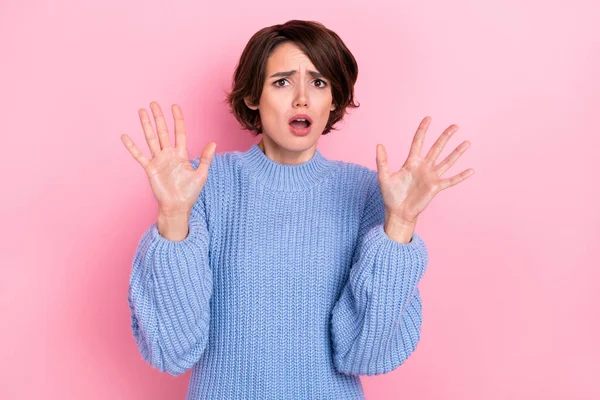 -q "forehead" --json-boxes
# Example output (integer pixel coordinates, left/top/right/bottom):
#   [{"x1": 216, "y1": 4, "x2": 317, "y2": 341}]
[{"x1": 266, "y1": 42, "x2": 316, "y2": 71}]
